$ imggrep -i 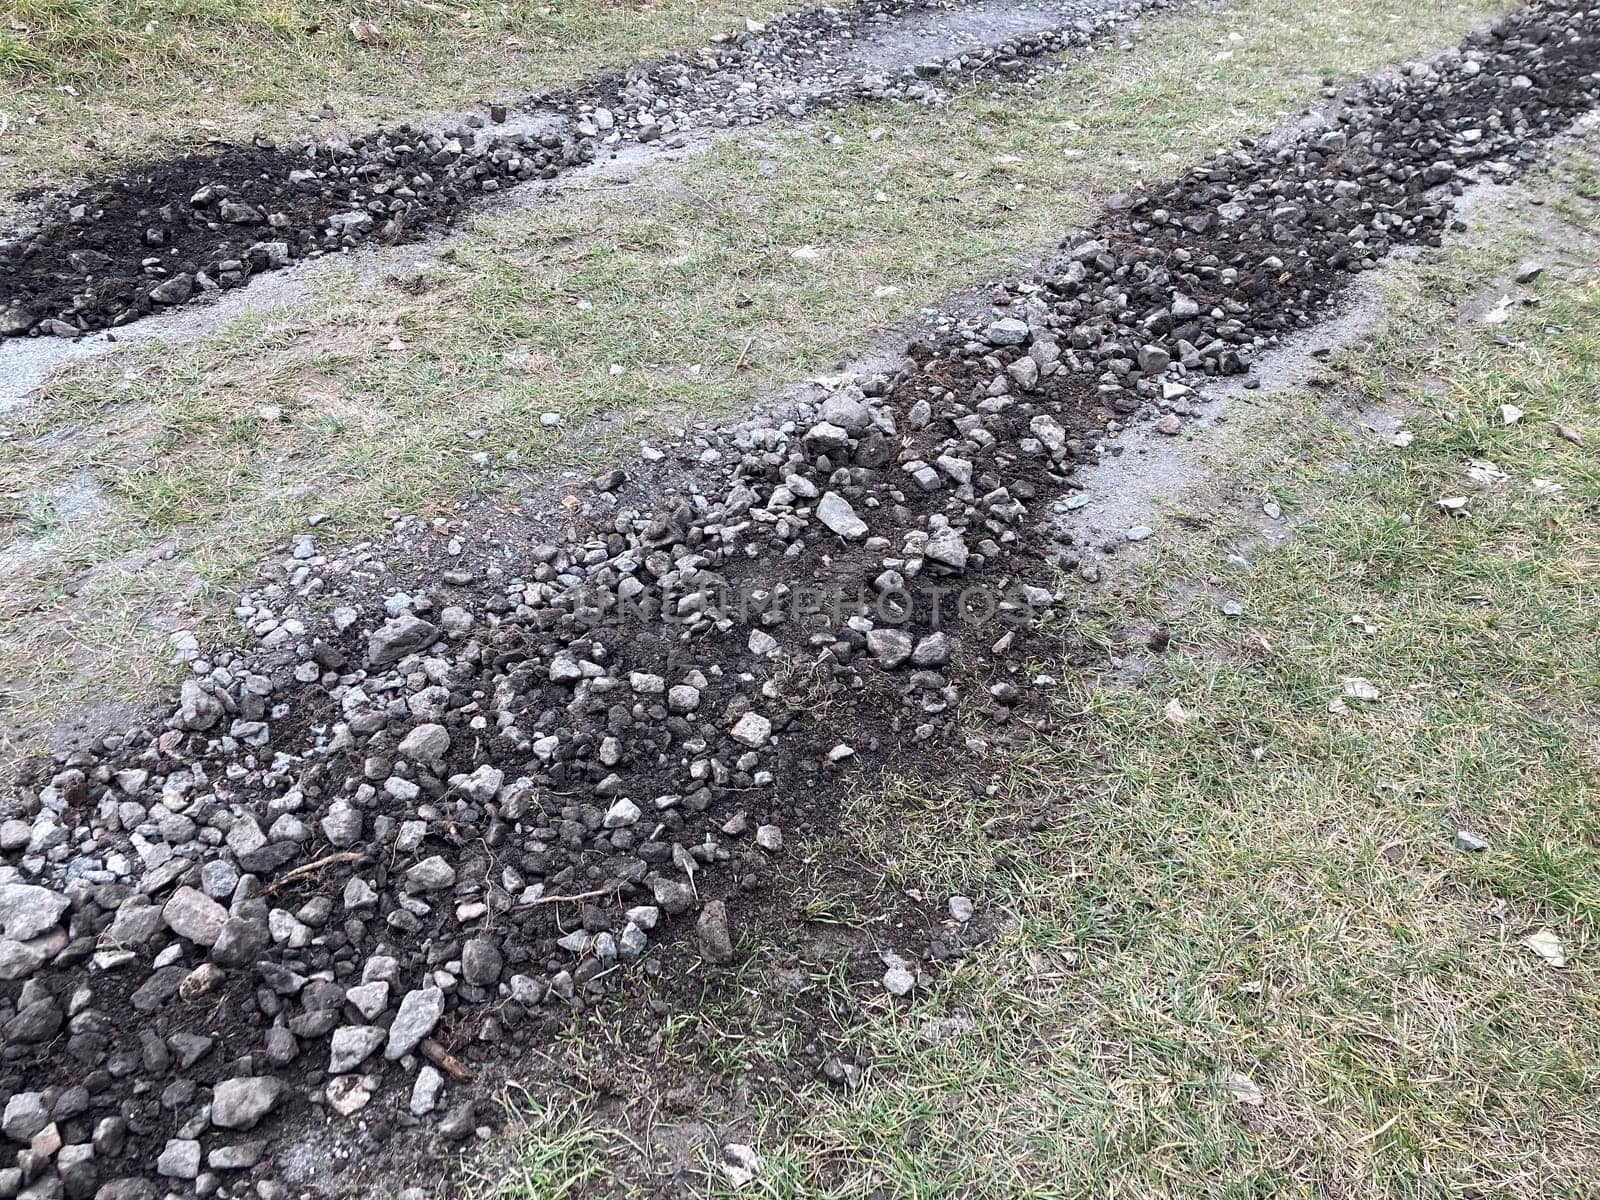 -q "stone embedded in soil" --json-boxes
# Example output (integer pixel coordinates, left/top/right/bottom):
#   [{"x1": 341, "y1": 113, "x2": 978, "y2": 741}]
[
  {"x1": 730, "y1": 712, "x2": 774, "y2": 748},
  {"x1": 697, "y1": 901, "x2": 735, "y2": 964},
  {"x1": 366, "y1": 614, "x2": 440, "y2": 665},
  {"x1": 329, "y1": 1026, "x2": 387, "y2": 1073}
]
